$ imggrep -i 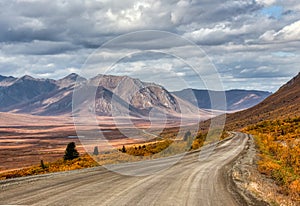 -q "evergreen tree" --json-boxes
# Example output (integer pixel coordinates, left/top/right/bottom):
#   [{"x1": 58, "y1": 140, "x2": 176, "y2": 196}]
[
  {"x1": 40, "y1": 160, "x2": 46, "y2": 169},
  {"x1": 64, "y1": 142, "x2": 79, "y2": 160},
  {"x1": 184, "y1": 130, "x2": 192, "y2": 141},
  {"x1": 93, "y1": 146, "x2": 99, "y2": 155},
  {"x1": 121, "y1": 145, "x2": 126, "y2": 153}
]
